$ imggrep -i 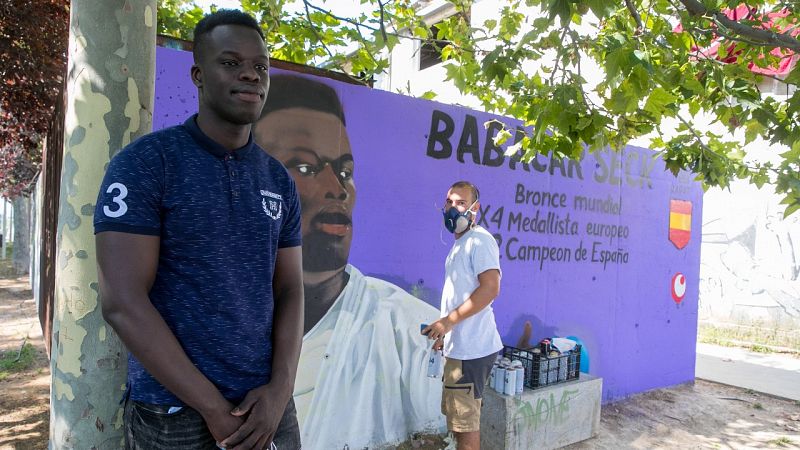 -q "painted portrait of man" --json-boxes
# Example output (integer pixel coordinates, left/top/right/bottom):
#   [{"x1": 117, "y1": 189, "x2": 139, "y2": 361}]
[{"x1": 253, "y1": 75, "x2": 445, "y2": 450}]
